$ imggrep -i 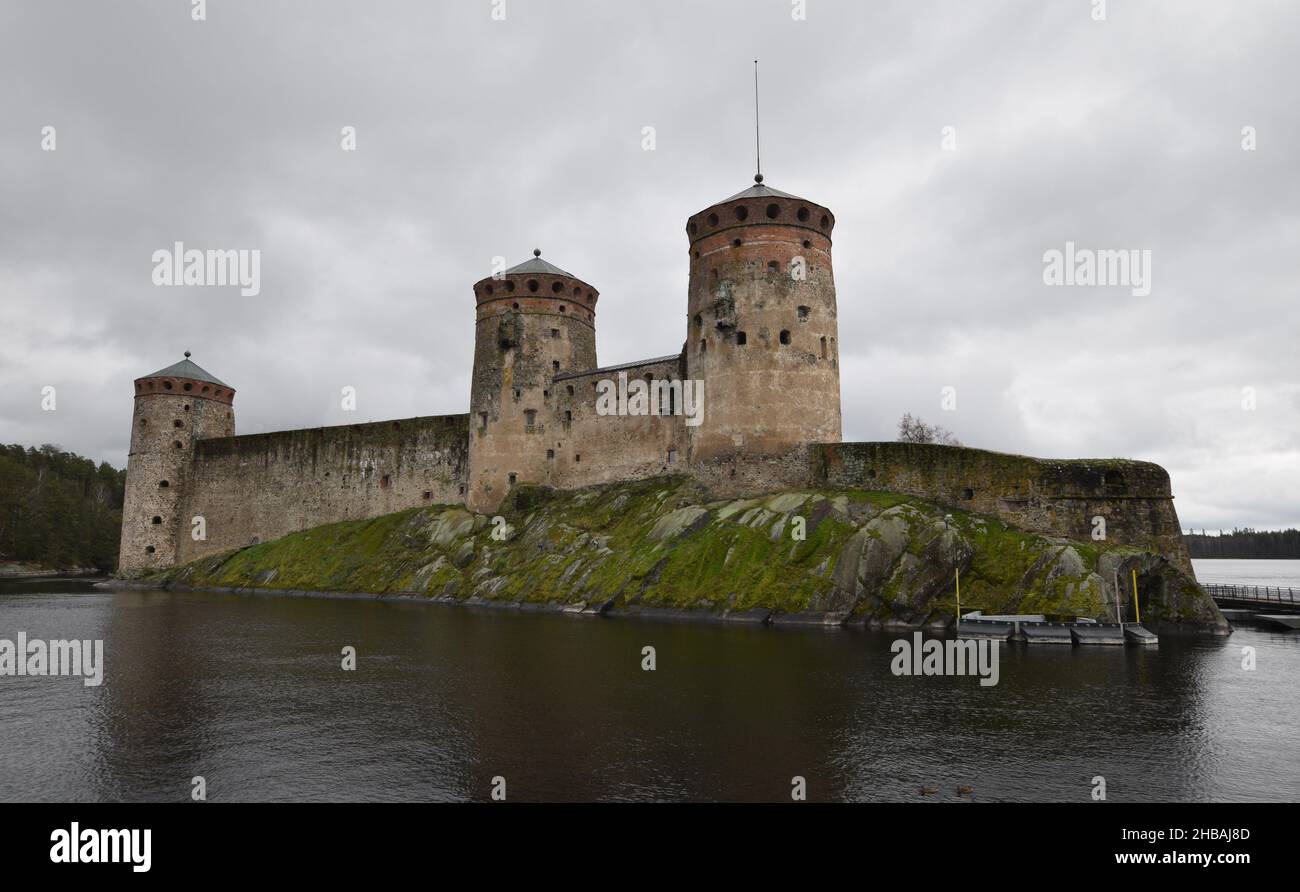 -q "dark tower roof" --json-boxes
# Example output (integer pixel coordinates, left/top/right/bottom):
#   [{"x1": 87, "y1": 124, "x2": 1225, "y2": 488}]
[
  {"x1": 720, "y1": 182, "x2": 802, "y2": 203},
  {"x1": 142, "y1": 353, "x2": 230, "y2": 388},
  {"x1": 504, "y1": 250, "x2": 575, "y2": 278}
]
